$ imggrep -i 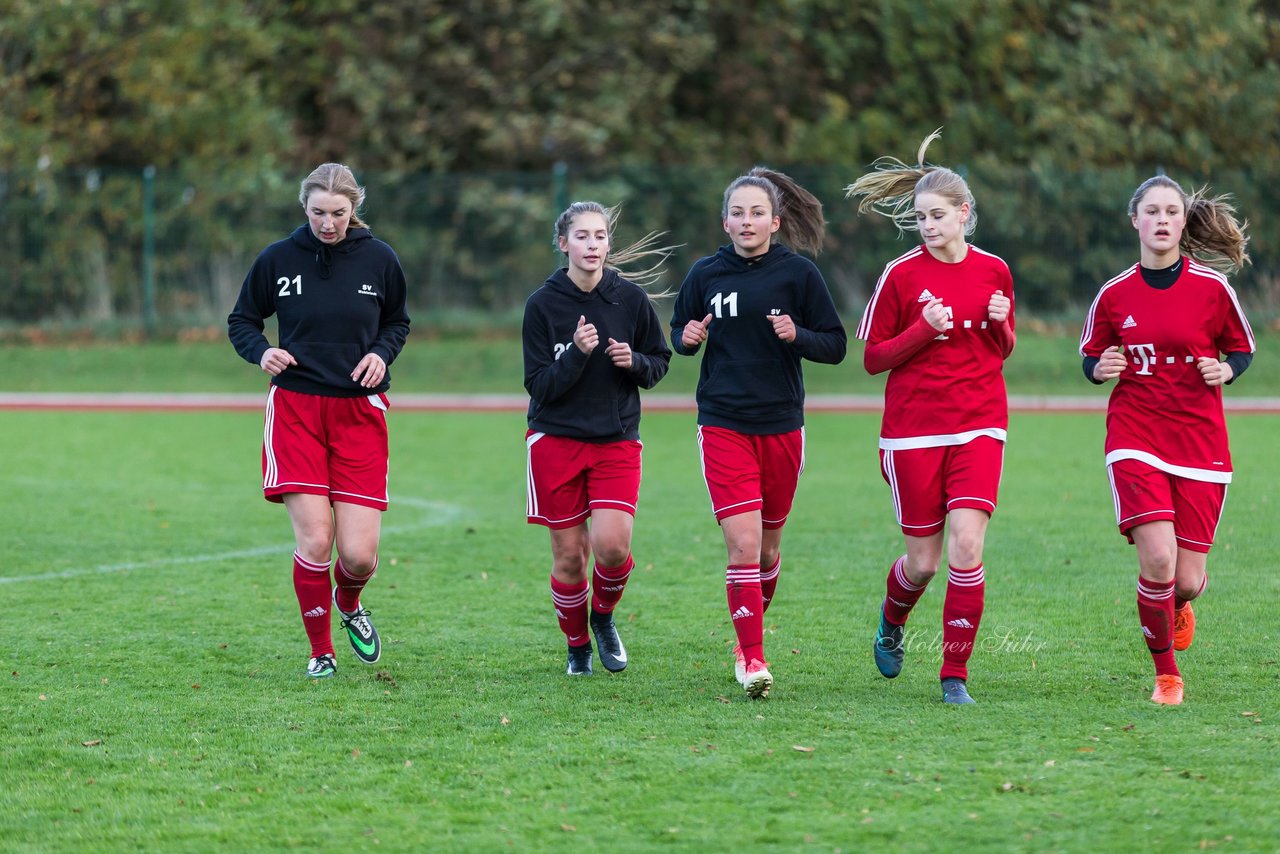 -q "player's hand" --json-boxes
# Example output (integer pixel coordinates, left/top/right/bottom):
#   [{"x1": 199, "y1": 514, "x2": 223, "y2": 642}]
[
  {"x1": 1197, "y1": 355, "x2": 1233, "y2": 387},
  {"x1": 681, "y1": 313, "x2": 713, "y2": 348},
  {"x1": 574, "y1": 315, "x2": 599, "y2": 354},
  {"x1": 259, "y1": 347, "x2": 297, "y2": 376},
  {"x1": 922, "y1": 297, "x2": 948, "y2": 332},
  {"x1": 988, "y1": 290, "x2": 1011, "y2": 323},
  {"x1": 1093, "y1": 345, "x2": 1127, "y2": 382},
  {"x1": 606, "y1": 337, "x2": 633, "y2": 369},
  {"x1": 352, "y1": 352, "x2": 387, "y2": 387},
  {"x1": 768, "y1": 313, "x2": 796, "y2": 342}
]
